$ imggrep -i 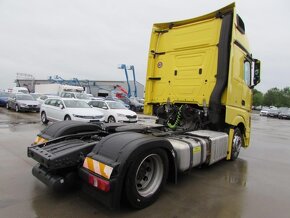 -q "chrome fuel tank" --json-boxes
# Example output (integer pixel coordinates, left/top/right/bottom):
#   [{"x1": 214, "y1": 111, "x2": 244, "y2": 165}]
[{"x1": 167, "y1": 130, "x2": 228, "y2": 172}]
